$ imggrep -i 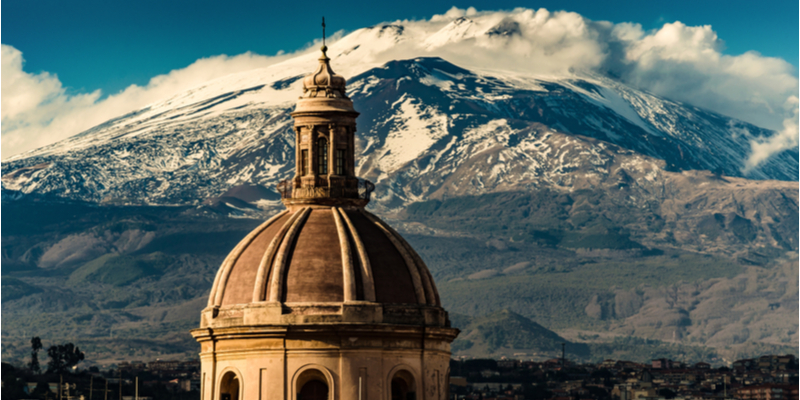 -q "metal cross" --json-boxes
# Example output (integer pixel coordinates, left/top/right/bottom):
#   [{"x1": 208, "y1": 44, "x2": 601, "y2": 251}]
[{"x1": 322, "y1": 17, "x2": 326, "y2": 46}]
